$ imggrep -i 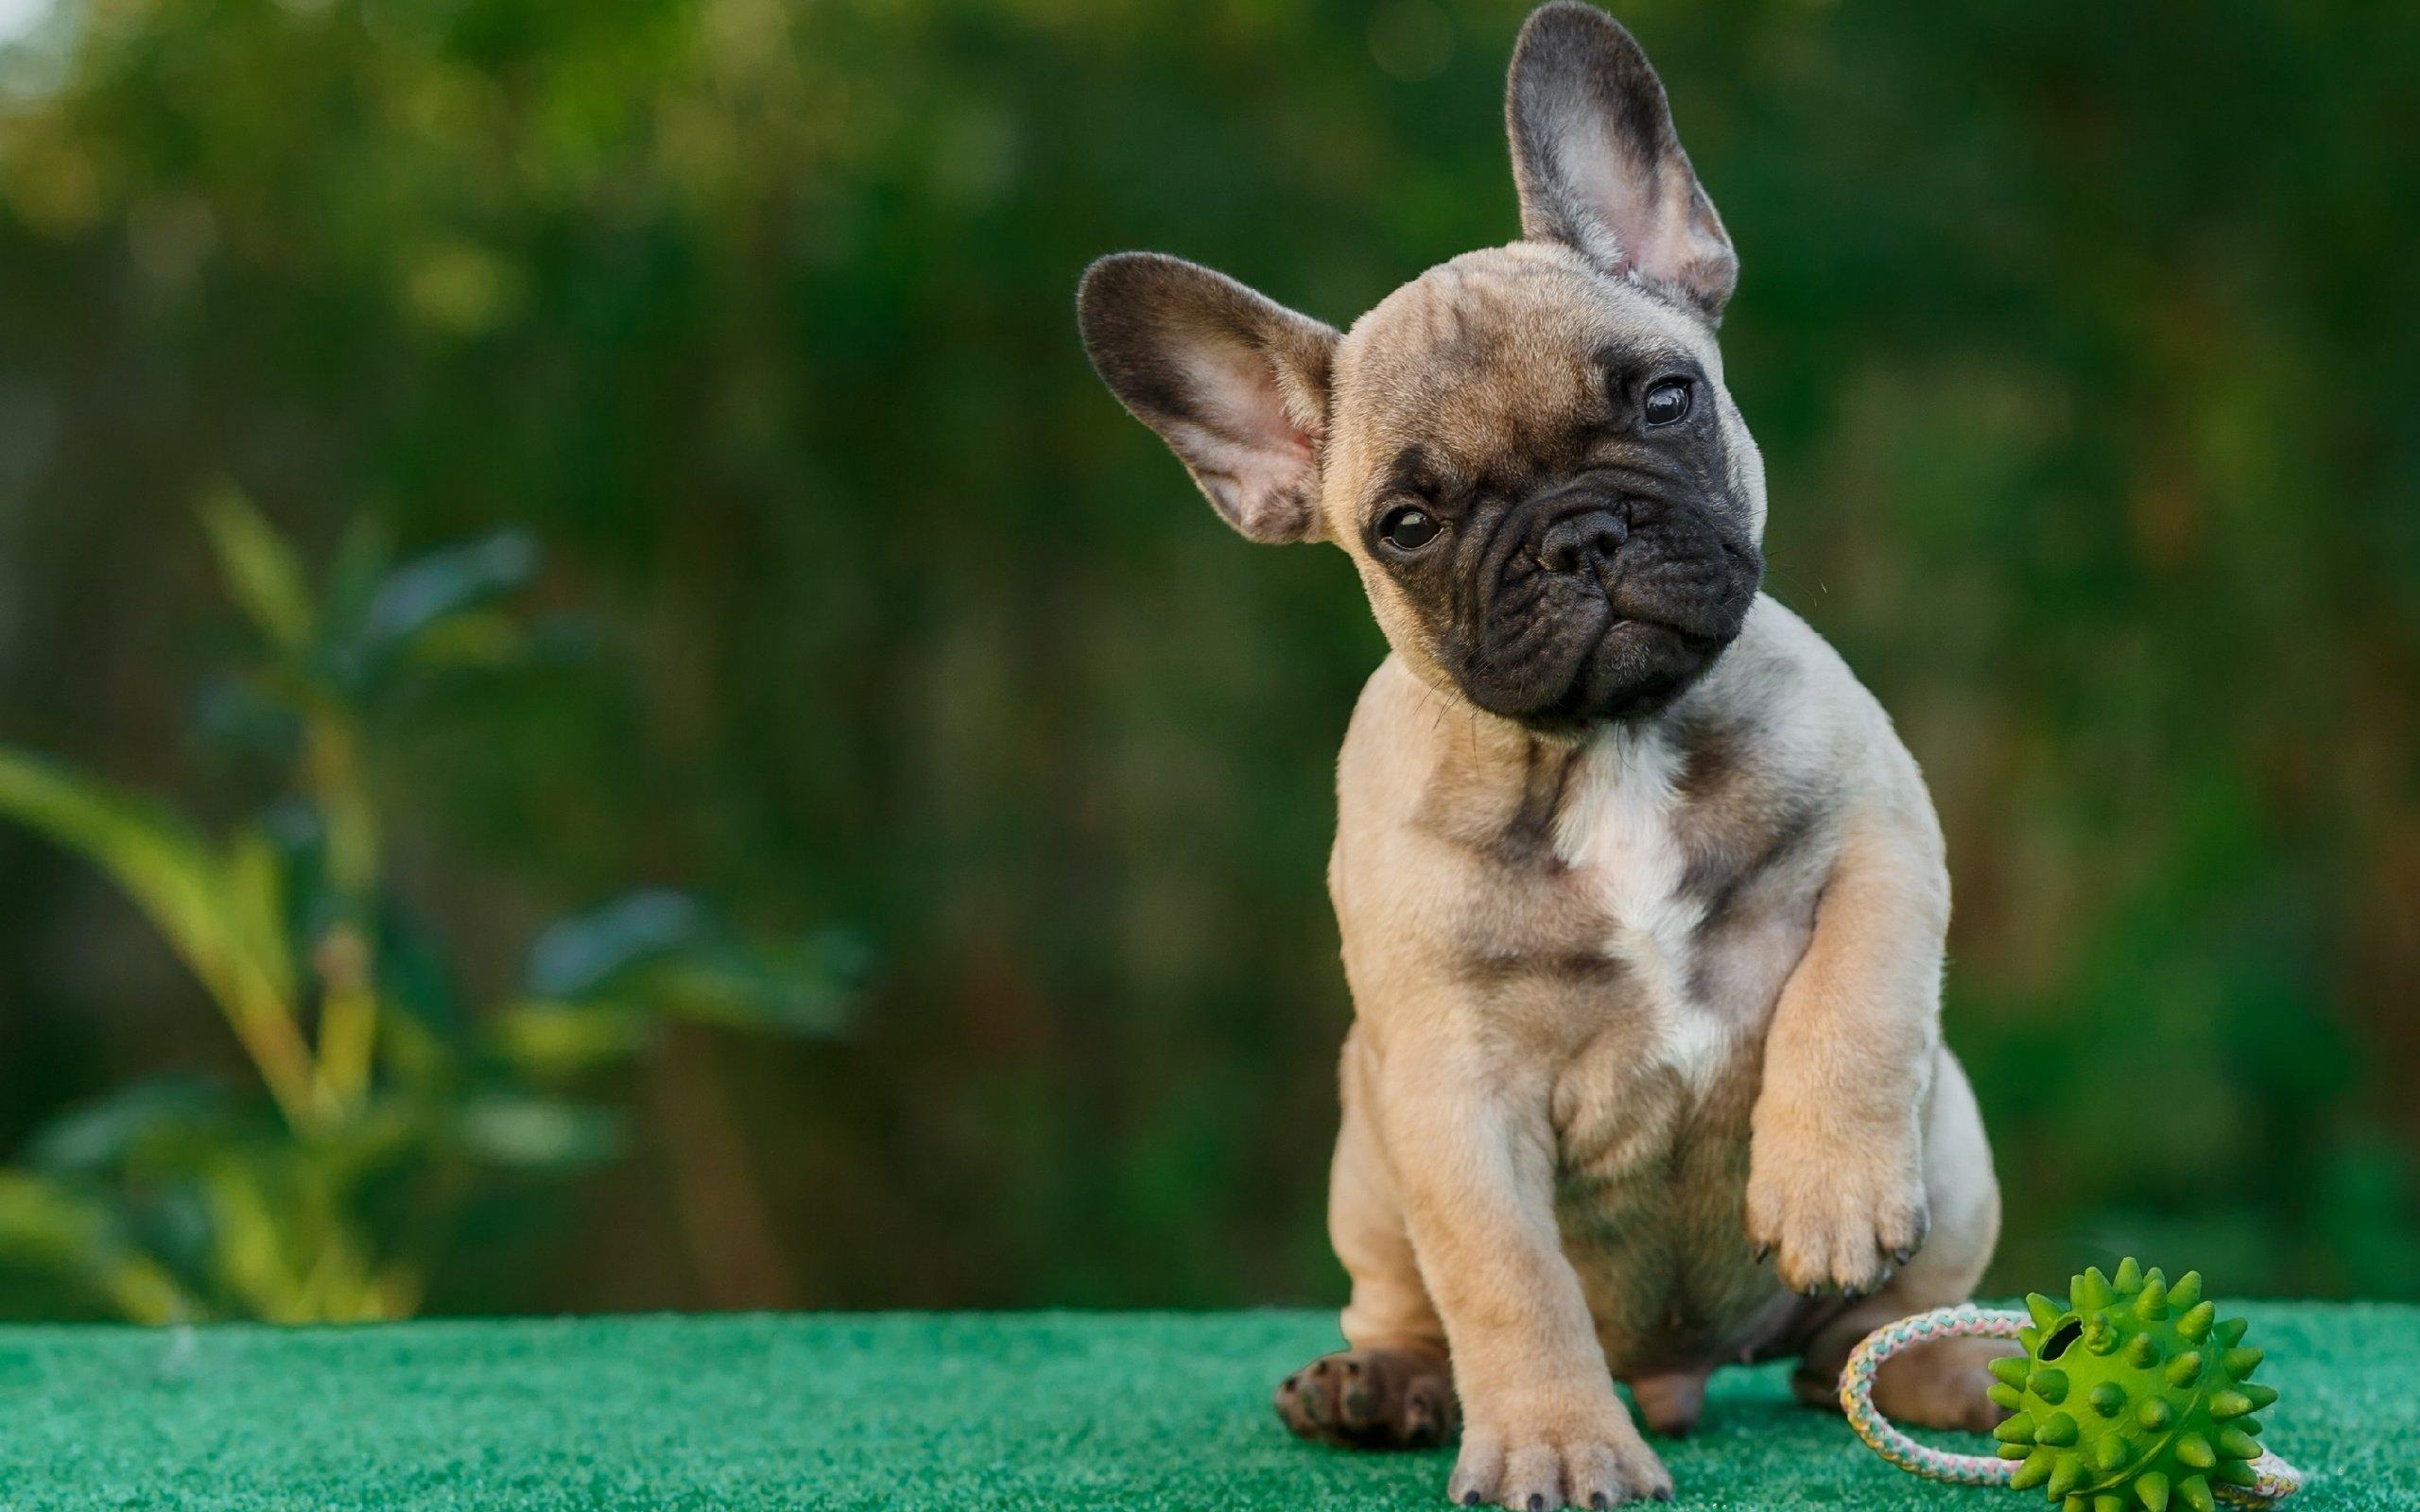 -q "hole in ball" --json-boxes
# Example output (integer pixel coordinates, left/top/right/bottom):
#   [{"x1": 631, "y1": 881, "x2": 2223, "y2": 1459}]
[{"x1": 2041, "y1": 1317, "x2": 2084, "y2": 1361}]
